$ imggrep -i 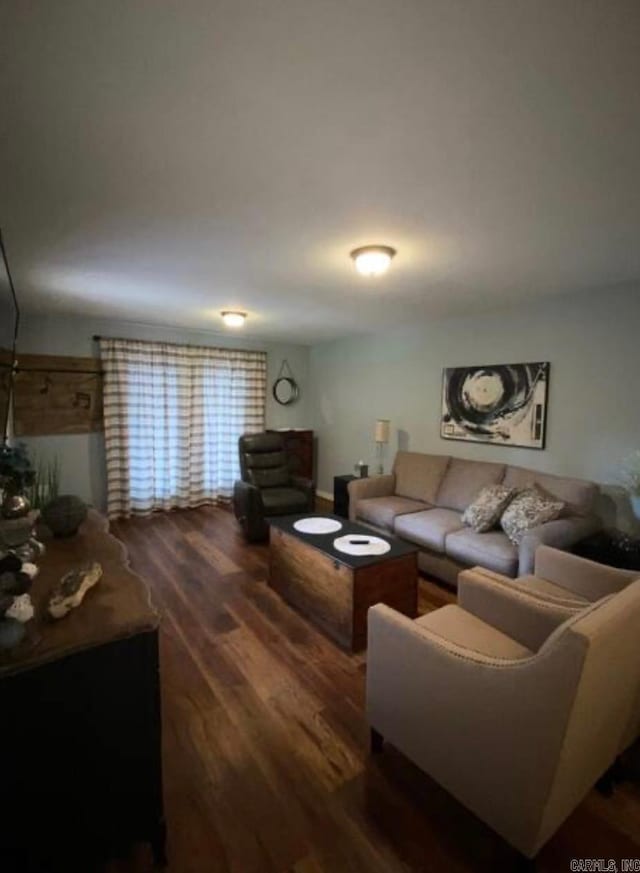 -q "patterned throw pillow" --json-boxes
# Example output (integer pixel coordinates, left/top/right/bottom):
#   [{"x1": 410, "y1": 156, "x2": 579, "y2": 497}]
[
  {"x1": 500, "y1": 487, "x2": 565, "y2": 545},
  {"x1": 462, "y1": 485, "x2": 516, "y2": 533}
]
